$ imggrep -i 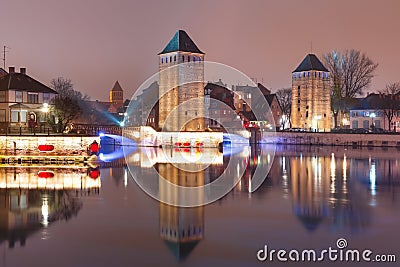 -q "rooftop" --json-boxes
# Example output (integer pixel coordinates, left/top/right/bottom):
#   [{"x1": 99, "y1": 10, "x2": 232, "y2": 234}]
[
  {"x1": 159, "y1": 30, "x2": 204, "y2": 55},
  {"x1": 0, "y1": 71, "x2": 56, "y2": 94},
  {"x1": 293, "y1": 54, "x2": 328, "y2": 73}
]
